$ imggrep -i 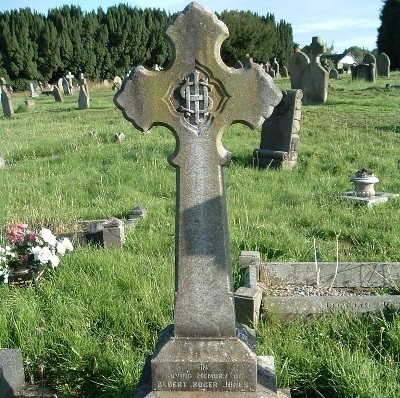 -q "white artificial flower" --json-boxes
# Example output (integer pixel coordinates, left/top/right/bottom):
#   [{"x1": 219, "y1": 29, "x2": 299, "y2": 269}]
[
  {"x1": 32, "y1": 246, "x2": 52, "y2": 264},
  {"x1": 57, "y1": 241, "x2": 66, "y2": 255},
  {"x1": 60, "y1": 237, "x2": 74, "y2": 252},
  {"x1": 50, "y1": 254, "x2": 60, "y2": 268},
  {"x1": 40, "y1": 228, "x2": 57, "y2": 247}
]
